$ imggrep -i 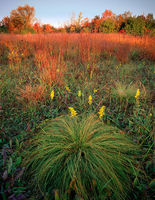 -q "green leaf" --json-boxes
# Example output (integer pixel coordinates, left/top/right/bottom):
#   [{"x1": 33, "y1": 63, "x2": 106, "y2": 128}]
[
  {"x1": 54, "y1": 190, "x2": 60, "y2": 200},
  {"x1": 149, "y1": 179, "x2": 155, "y2": 189},
  {"x1": 16, "y1": 156, "x2": 22, "y2": 166},
  {"x1": 8, "y1": 157, "x2": 13, "y2": 174}
]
